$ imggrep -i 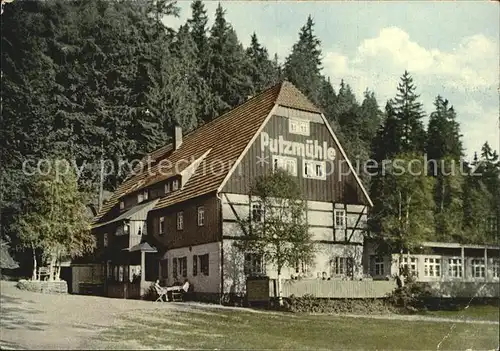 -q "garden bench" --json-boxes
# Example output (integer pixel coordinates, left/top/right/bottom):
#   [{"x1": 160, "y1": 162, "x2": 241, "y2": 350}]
[{"x1": 38, "y1": 267, "x2": 50, "y2": 281}]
